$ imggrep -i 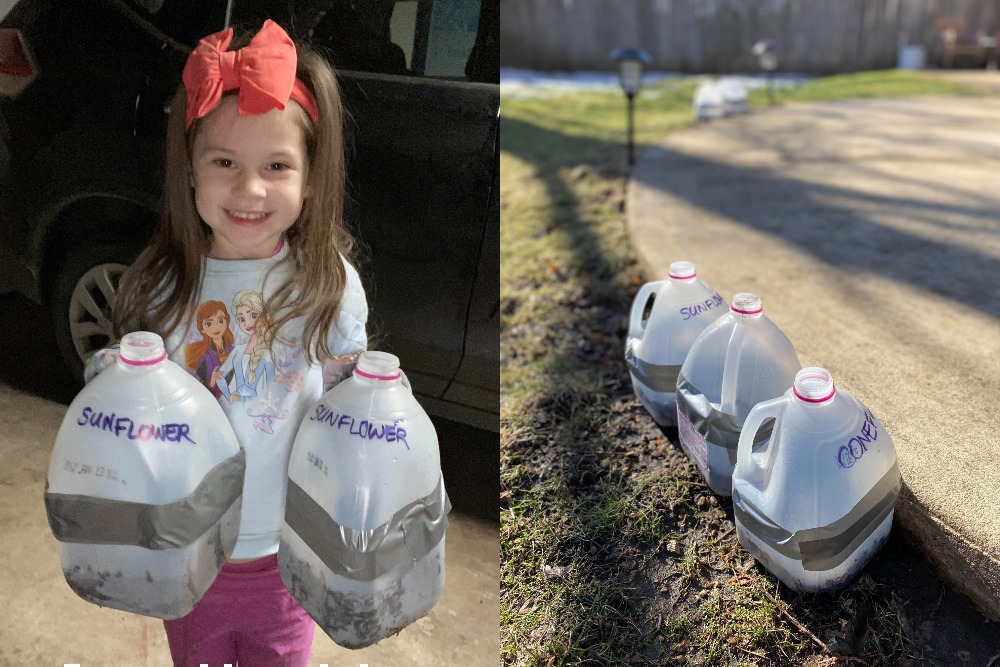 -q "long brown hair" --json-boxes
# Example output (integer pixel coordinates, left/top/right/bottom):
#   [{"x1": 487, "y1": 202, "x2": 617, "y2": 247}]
[
  {"x1": 183, "y1": 300, "x2": 234, "y2": 369},
  {"x1": 114, "y1": 34, "x2": 355, "y2": 364}
]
